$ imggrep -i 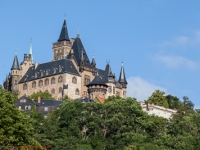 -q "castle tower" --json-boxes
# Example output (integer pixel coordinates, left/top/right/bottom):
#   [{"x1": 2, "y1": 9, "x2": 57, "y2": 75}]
[
  {"x1": 10, "y1": 54, "x2": 21, "y2": 91},
  {"x1": 52, "y1": 18, "x2": 72, "y2": 61},
  {"x1": 118, "y1": 62, "x2": 128, "y2": 98},
  {"x1": 86, "y1": 75, "x2": 108, "y2": 99}
]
